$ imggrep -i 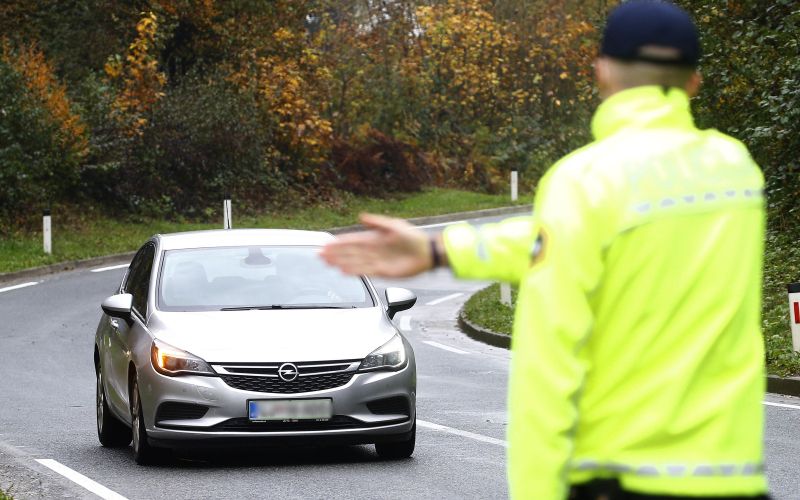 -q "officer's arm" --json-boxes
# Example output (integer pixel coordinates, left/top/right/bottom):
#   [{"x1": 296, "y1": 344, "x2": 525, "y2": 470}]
[
  {"x1": 441, "y1": 216, "x2": 536, "y2": 285},
  {"x1": 506, "y1": 169, "x2": 610, "y2": 499}
]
